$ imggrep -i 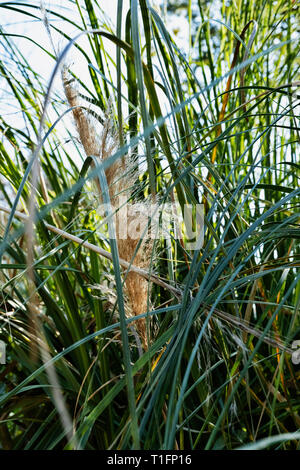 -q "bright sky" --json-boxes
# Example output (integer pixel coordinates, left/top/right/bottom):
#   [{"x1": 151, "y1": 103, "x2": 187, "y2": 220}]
[
  {"x1": 1, "y1": 1, "x2": 130, "y2": 82},
  {"x1": 0, "y1": 0, "x2": 222, "y2": 170},
  {"x1": 0, "y1": 1, "x2": 135, "y2": 167}
]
